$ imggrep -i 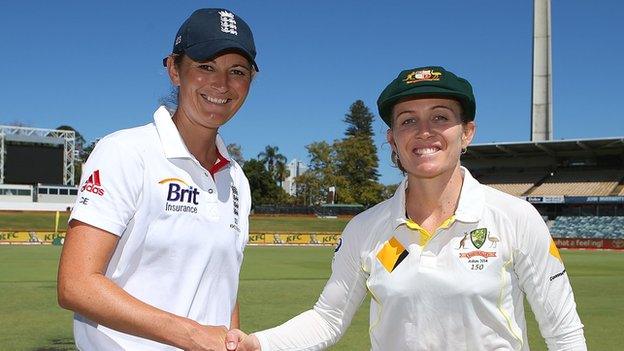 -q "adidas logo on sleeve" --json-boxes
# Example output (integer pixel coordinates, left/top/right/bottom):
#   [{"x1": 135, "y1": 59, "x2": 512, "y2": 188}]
[{"x1": 81, "y1": 170, "x2": 105, "y2": 196}]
